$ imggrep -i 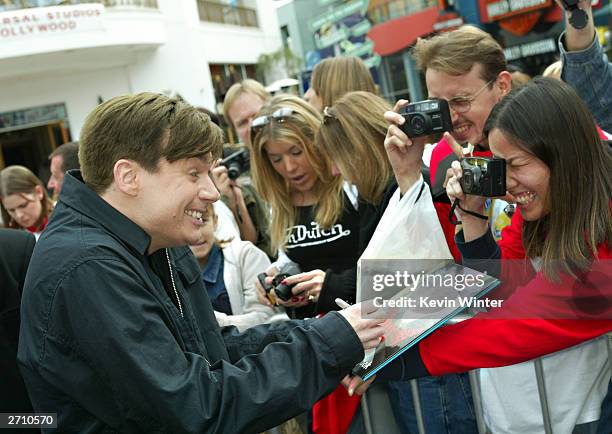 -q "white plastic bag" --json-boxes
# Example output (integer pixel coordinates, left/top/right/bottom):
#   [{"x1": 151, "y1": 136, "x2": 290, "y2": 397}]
[{"x1": 357, "y1": 176, "x2": 453, "y2": 300}]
